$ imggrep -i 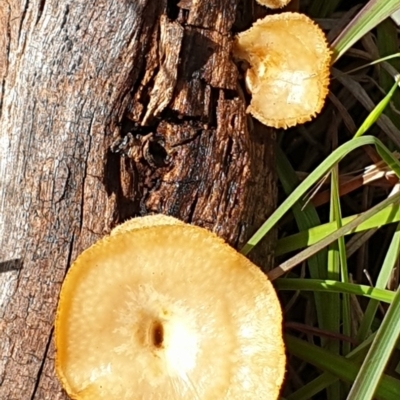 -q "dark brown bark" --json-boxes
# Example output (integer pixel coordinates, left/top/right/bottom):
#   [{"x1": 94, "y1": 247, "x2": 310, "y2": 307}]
[{"x1": 0, "y1": 1, "x2": 275, "y2": 398}]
